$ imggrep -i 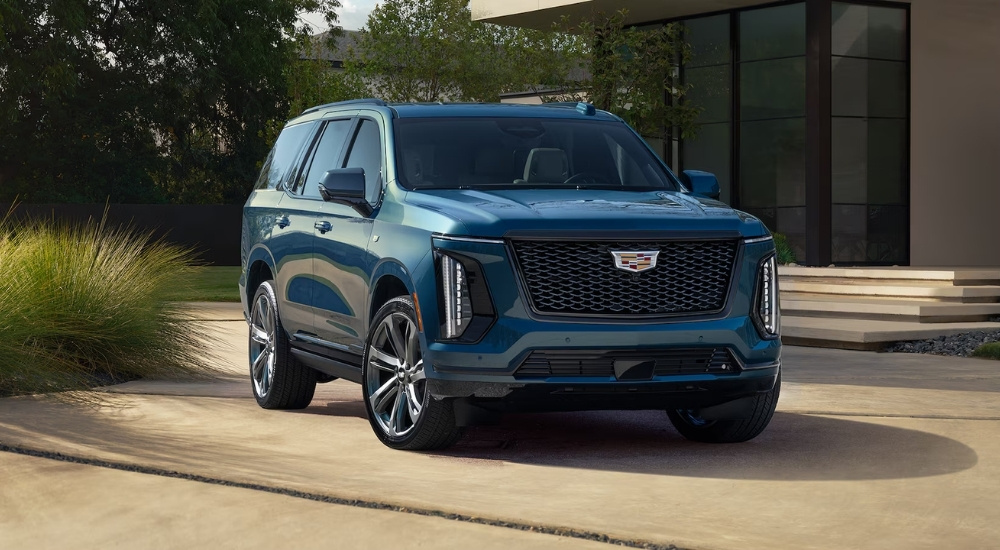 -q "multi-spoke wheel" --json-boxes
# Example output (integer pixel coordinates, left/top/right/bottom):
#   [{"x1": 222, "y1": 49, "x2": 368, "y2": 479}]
[
  {"x1": 362, "y1": 296, "x2": 461, "y2": 450},
  {"x1": 248, "y1": 280, "x2": 317, "y2": 409}
]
